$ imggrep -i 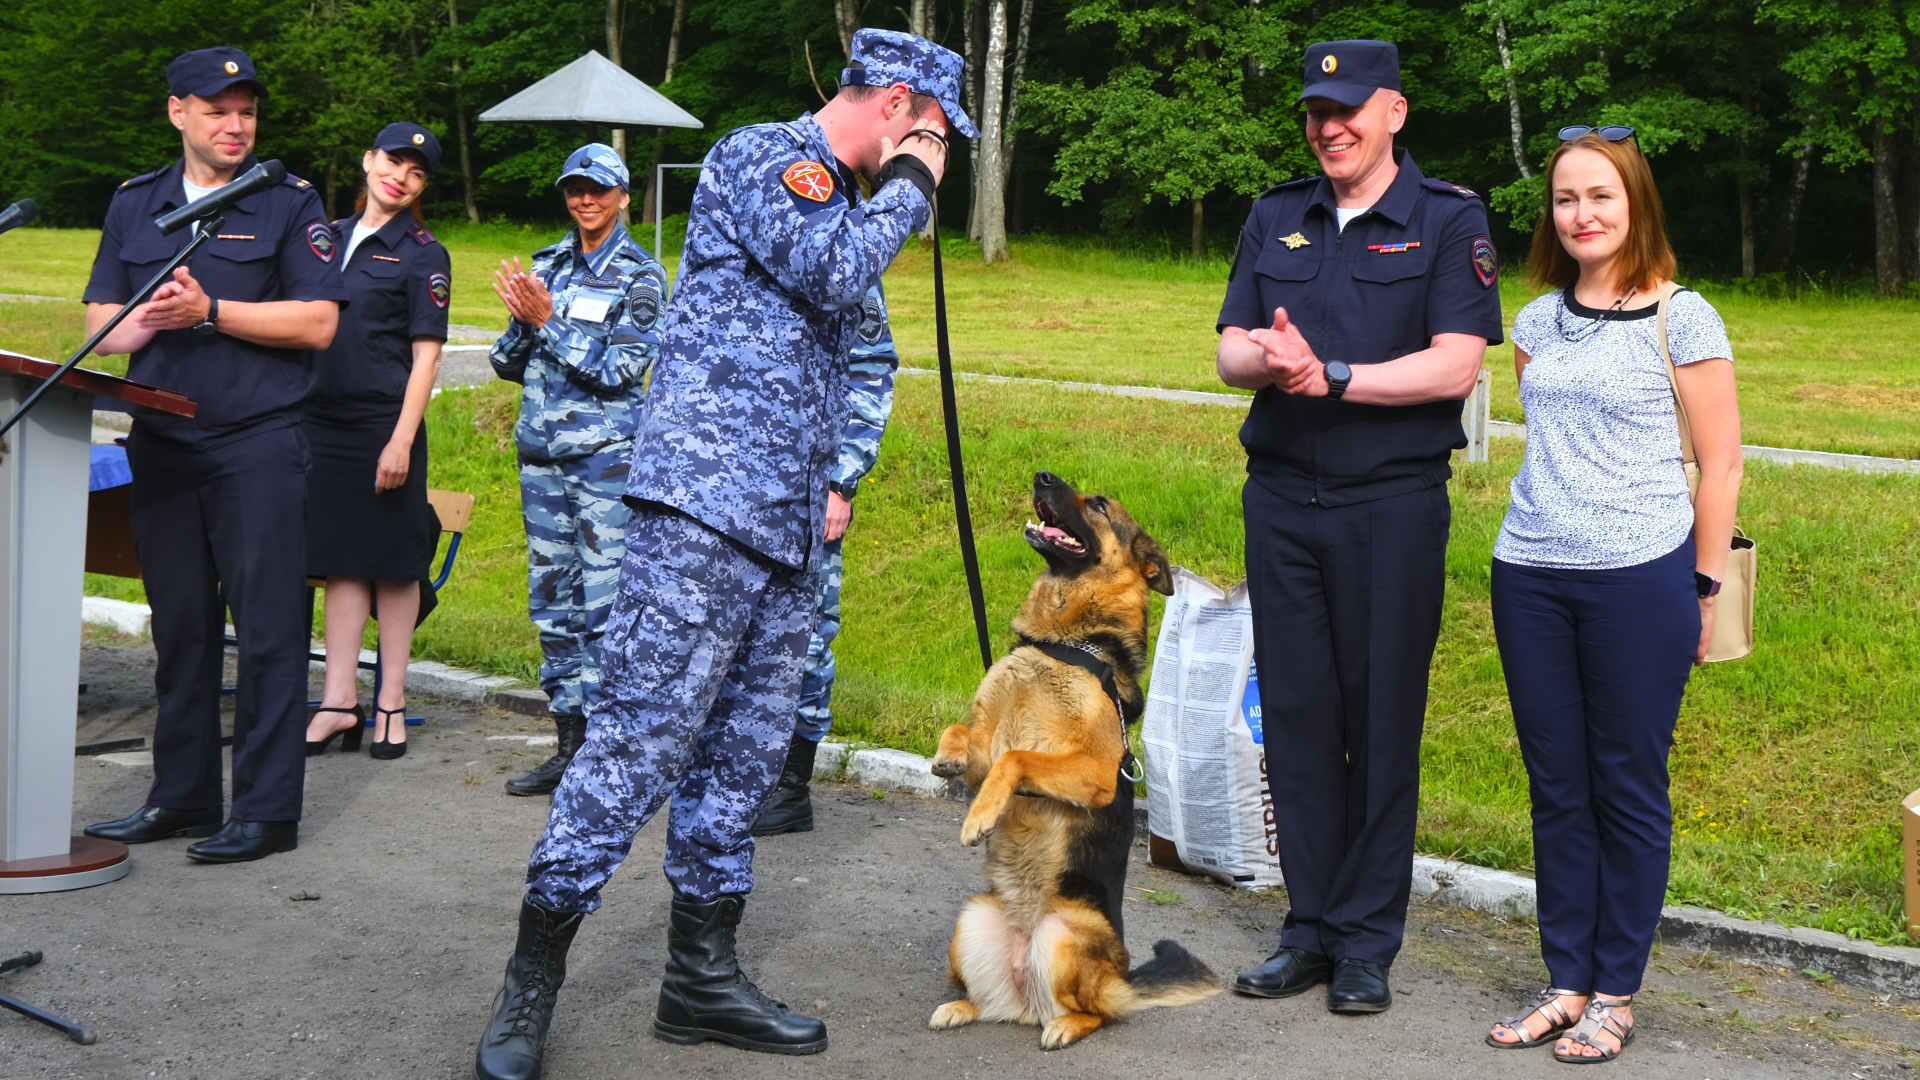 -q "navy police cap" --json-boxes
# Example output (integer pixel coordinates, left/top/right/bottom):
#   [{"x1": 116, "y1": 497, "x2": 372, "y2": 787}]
[
  {"x1": 166, "y1": 47, "x2": 267, "y2": 100},
  {"x1": 373, "y1": 122, "x2": 442, "y2": 174},
  {"x1": 1298, "y1": 40, "x2": 1400, "y2": 107}
]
